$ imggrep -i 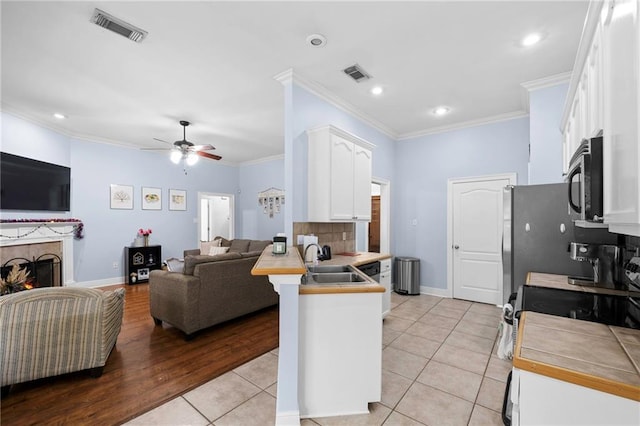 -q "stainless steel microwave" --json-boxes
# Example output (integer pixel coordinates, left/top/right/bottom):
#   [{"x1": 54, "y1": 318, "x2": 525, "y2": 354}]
[{"x1": 566, "y1": 136, "x2": 604, "y2": 222}]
